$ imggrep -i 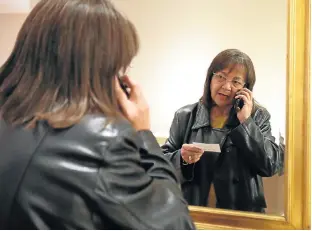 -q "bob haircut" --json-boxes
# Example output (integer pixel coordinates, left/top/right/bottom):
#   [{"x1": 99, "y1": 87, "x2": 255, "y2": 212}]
[
  {"x1": 0, "y1": 0, "x2": 139, "y2": 128},
  {"x1": 201, "y1": 49, "x2": 256, "y2": 109}
]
